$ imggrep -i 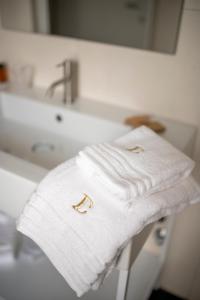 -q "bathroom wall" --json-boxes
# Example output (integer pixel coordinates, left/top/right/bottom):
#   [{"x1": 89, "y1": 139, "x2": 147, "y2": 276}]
[{"x1": 0, "y1": 0, "x2": 200, "y2": 298}]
